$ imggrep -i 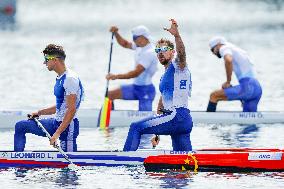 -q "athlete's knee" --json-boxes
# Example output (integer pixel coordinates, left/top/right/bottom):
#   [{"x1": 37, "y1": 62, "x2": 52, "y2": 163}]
[
  {"x1": 107, "y1": 91, "x2": 115, "y2": 100},
  {"x1": 108, "y1": 89, "x2": 122, "y2": 100},
  {"x1": 139, "y1": 101, "x2": 153, "y2": 111},
  {"x1": 15, "y1": 120, "x2": 27, "y2": 133},
  {"x1": 210, "y1": 90, "x2": 225, "y2": 102},
  {"x1": 209, "y1": 91, "x2": 218, "y2": 102},
  {"x1": 129, "y1": 122, "x2": 144, "y2": 133},
  {"x1": 129, "y1": 122, "x2": 138, "y2": 130}
]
